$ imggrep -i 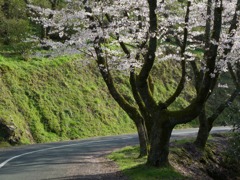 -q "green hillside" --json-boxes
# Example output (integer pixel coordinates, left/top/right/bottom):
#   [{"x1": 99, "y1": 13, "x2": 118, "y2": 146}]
[
  {"x1": 0, "y1": 55, "x2": 137, "y2": 145},
  {"x1": 0, "y1": 54, "x2": 237, "y2": 146}
]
